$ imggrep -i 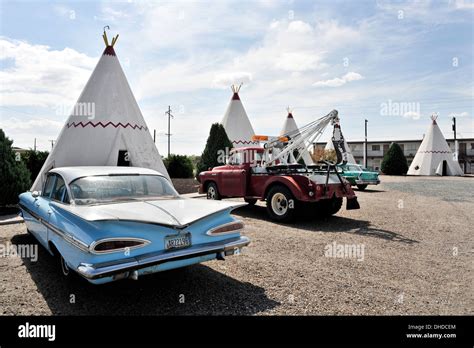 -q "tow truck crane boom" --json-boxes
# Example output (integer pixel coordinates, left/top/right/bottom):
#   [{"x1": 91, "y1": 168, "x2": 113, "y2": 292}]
[{"x1": 252, "y1": 109, "x2": 349, "y2": 167}]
